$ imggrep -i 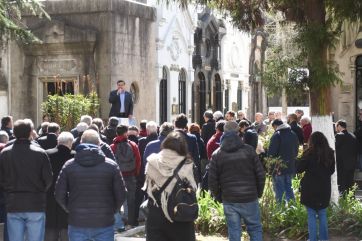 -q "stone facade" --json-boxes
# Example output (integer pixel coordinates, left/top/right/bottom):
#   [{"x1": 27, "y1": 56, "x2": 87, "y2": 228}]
[
  {"x1": 220, "y1": 21, "x2": 251, "y2": 115},
  {"x1": 1, "y1": 0, "x2": 156, "y2": 125},
  {"x1": 331, "y1": 21, "x2": 362, "y2": 129},
  {"x1": 150, "y1": 0, "x2": 196, "y2": 124}
]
